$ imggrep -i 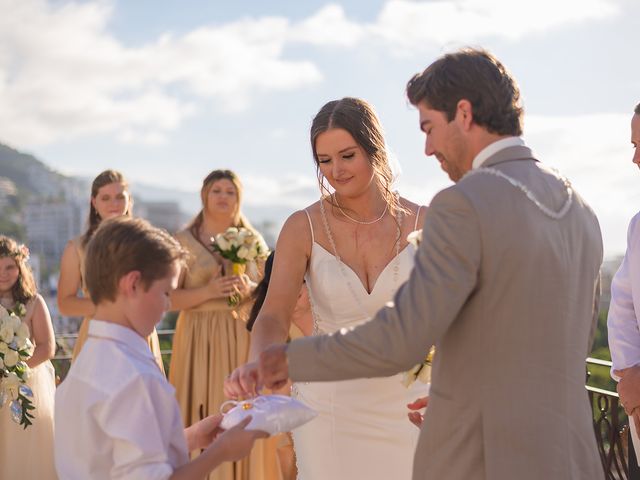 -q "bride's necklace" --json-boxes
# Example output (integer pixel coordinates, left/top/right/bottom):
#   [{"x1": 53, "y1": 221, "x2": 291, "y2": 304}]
[
  {"x1": 333, "y1": 194, "x2": 388, "y2": 225},
  {"x1": 316, "y1": 198, "x2": 402, "y2": 335}
]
